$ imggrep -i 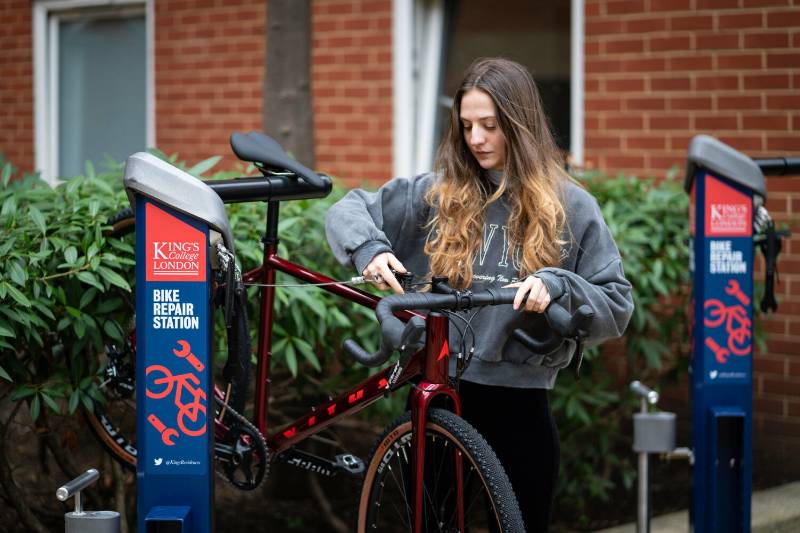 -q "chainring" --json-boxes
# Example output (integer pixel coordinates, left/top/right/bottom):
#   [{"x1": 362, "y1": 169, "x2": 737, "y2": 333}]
[{"x1": 215, "y1": 397, "x2": 270, "y2": 491}]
